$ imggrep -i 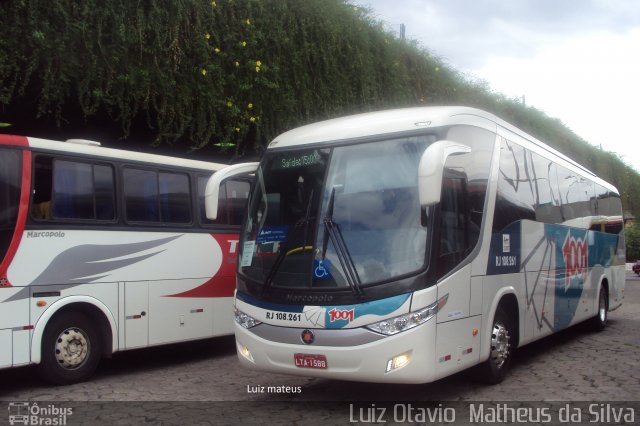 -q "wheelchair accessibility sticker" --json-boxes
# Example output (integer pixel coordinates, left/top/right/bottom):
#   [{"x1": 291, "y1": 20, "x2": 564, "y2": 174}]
[{"x1": 314, "y1": 259, "x2": 332, "y2": 280}]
